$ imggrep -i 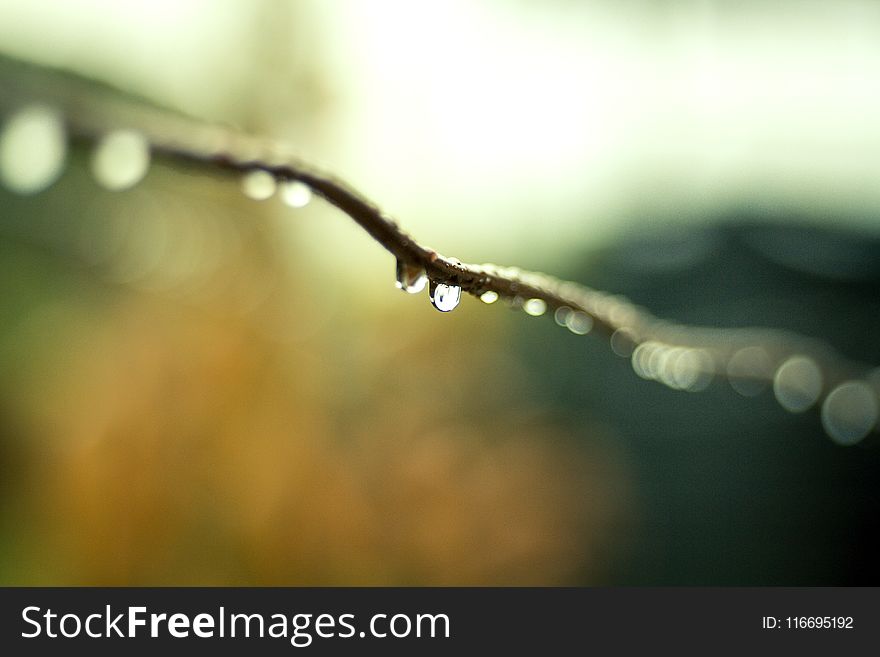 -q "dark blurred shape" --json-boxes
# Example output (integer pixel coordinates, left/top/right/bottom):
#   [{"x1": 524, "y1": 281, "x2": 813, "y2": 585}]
[{"x1": 518, "y1": 218, "x2": 880, "y2": 584}]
